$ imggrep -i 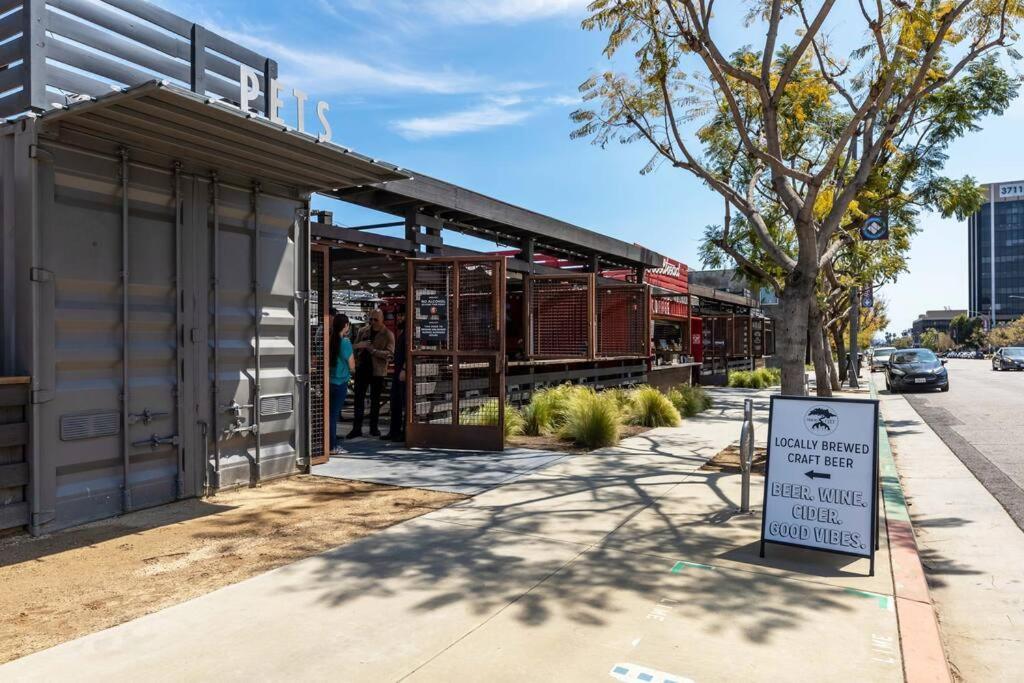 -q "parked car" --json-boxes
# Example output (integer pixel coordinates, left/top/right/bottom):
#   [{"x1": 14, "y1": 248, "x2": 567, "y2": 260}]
[
  {"x1": 870, "y1": 346, "x2": 897, "y2": 372},
  {"x1": 992, "y1": 347, "x2": 1024, "y2": 371},
  {"x1": 885, "y1": 348, "x2": 949, "y2": 393}
]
